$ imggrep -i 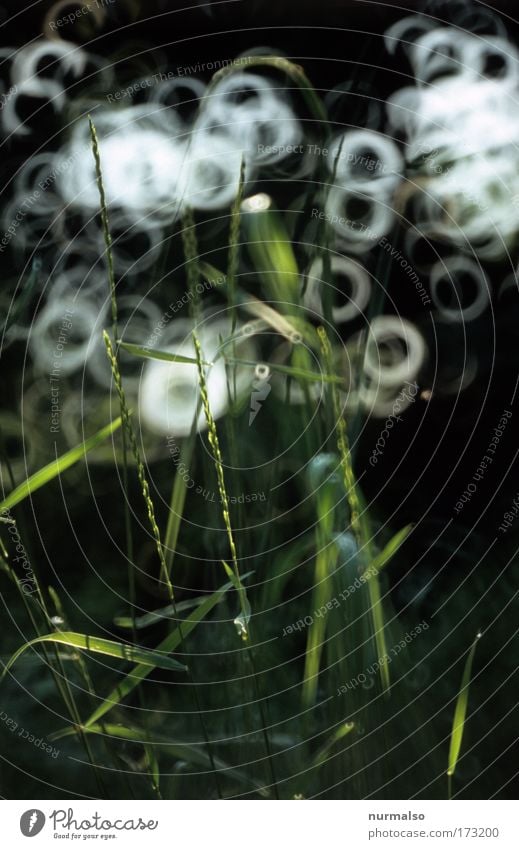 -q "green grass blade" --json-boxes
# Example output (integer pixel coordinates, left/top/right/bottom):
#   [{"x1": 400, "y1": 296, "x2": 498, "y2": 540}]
[
  {"x1": 83, "y1": 574, "x2": 249, "y2": 728},
  {"x1": 243, "y1": 203, "x2": 300, "y2": 307},
  {"x1": 313, "y1": 722, "x2": 355, "y2": 768},
  {"x1": 114, "y1": 594, "x2": 210, "y2": 630},
  {"x1": 367, "y1": 525, "x2": 414, "y2": 577},
  {"x1": 366, "y1": 576, "x2": 390, "y2": 693},
  {"x1": 447, "y1": 633, "x2": 482, "y2": 779},
  {"x1": 198, "y1": 261, "x2": 226, "y2": 286},
  {"x1": 1, "y1": 631, "x2": 187, "y2": 681},
  {"x1": 119, "y1": 340, "x2": 211, "y2": 366},
  {"x1": 164, "y1": 429, "x2": 197, "y2": 573},
  {"x1": 302, "y1": 545, "x2": 332, "y2": 708},
  {"x1": 0, "y1": 418, "x2": 122, "y2": 513},
  {"x1": 145, "y1": 743, "x2": 161, "y2": 795},
  {"x1": 225, "y1": 357, "x2": 343, "y2": 385}
]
